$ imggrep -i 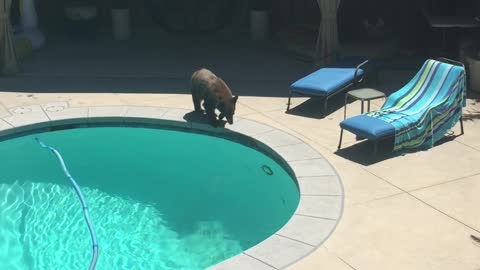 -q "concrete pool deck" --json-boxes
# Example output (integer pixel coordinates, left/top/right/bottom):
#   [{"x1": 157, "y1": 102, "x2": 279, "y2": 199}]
[{"x1": 0, "y1": 92, "x2": 479, "y2": 269}]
